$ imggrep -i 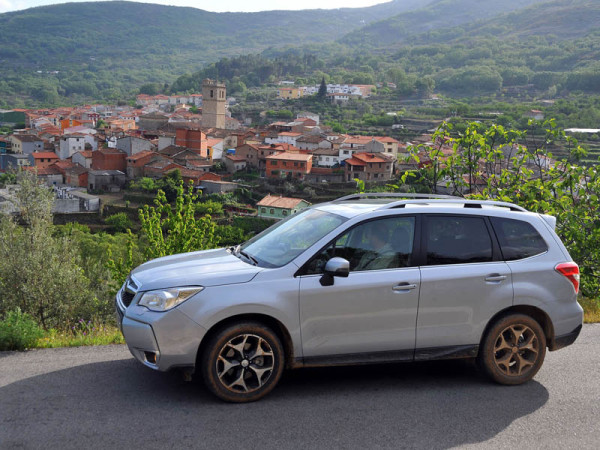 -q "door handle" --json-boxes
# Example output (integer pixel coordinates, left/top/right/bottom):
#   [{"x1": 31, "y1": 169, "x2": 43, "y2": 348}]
[
  {"x1": 393, "y1": 283, "x2": 417, "y2": 292},
  {"x1": 485, "y1": 274, "x2": 507, "y2": 283}
]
